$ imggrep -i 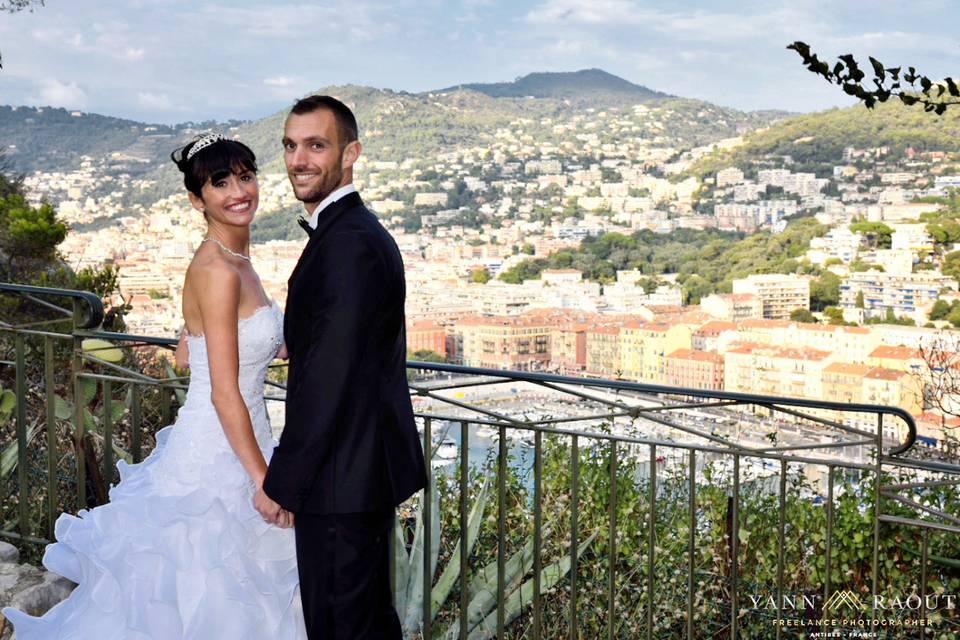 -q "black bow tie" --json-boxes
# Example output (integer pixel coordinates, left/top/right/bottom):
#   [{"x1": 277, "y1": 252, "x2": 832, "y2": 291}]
[{"x1": 297, "y1": 217, "x2": 314, "y2": 237}]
